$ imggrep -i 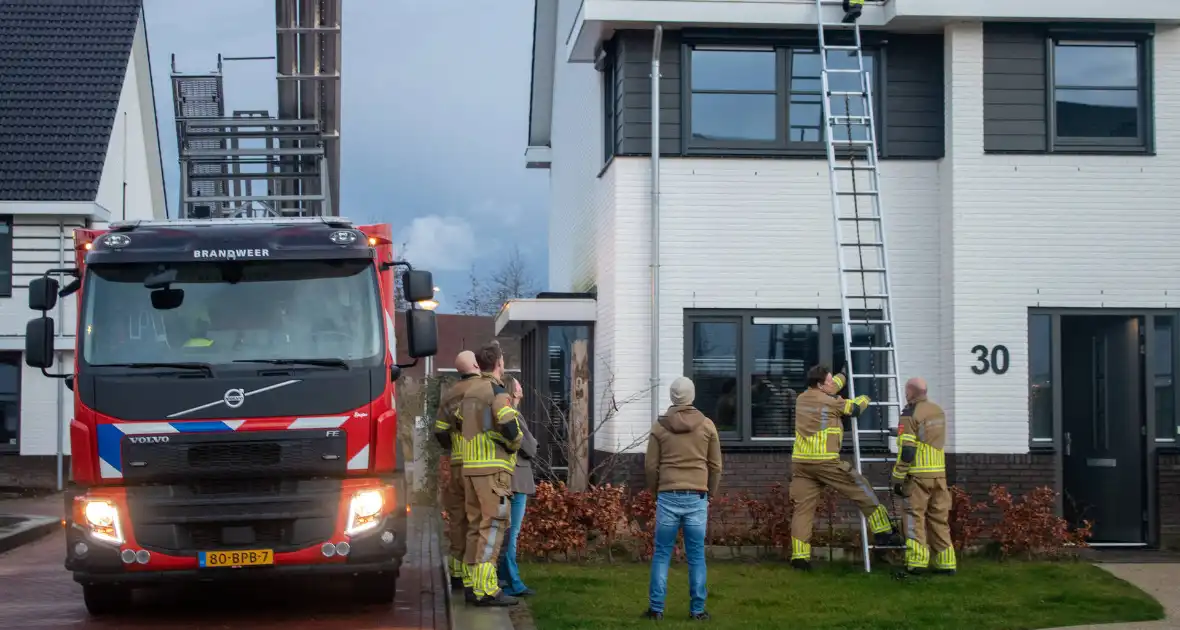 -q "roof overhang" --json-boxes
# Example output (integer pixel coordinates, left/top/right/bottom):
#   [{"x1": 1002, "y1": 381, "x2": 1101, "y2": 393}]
[
  {"x1": 494, "y1": 297, "x2": 597, "y2": 337},
  {"x1": 525, "y1": 0, "x2": 558, "y2": 170},
  {"x1": 561, "y1": 0, "x2": 1180, "y2": 62},
  {"x1": 0, "y1": 201, "x2": 111, "y2": 221},
  {"x1": 525, "y1": 146, "x2": 552, "y2": 169}
]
